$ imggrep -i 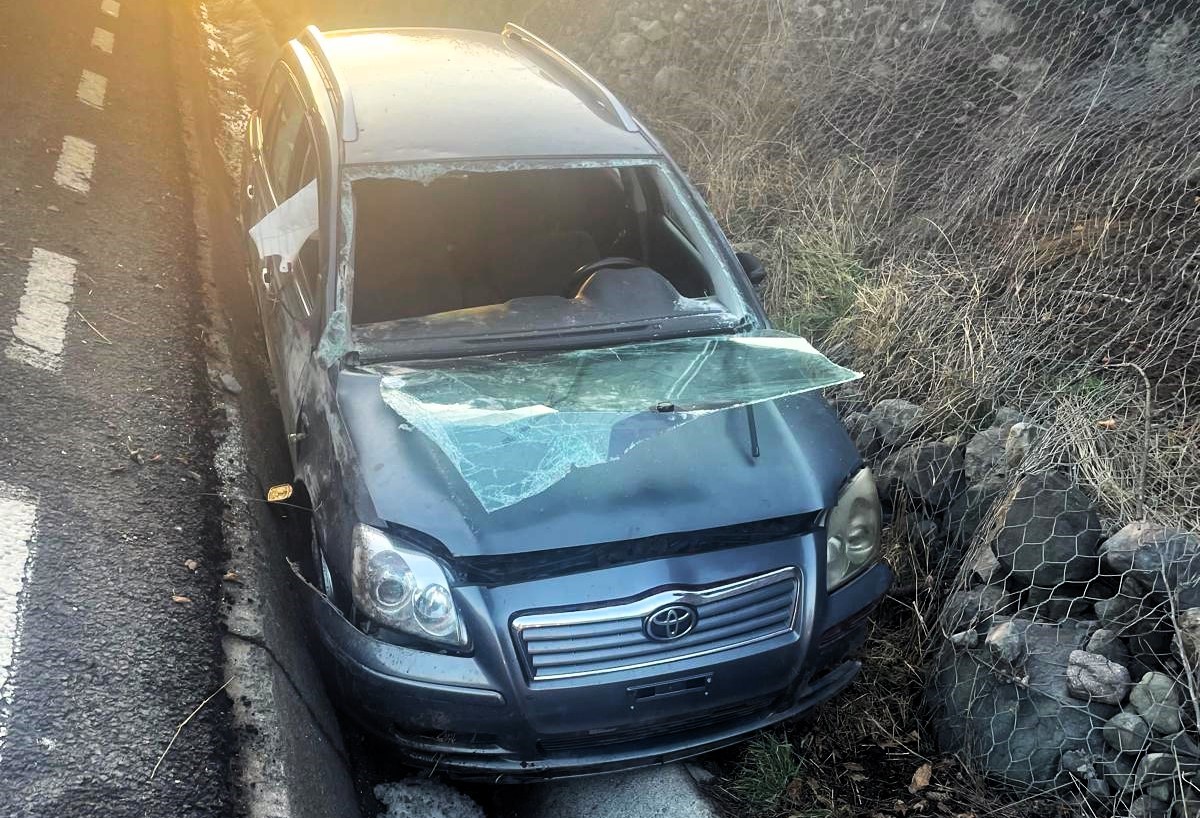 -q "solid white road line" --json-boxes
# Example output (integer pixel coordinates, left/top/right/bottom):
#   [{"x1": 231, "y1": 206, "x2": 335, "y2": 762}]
[
  {"x1": 0, "y1": 482, "x2": 37, "y2": 756},
  {"x1": 91, "y1": 27, "x2": 114, "y2": 54},
  {"x1": 53, "y1": 135, "x2": 97, "y2": 194},
  {"x1": 100, "y1": 0, "x2": 120, "y2": 17},
  {"x1": 76, "y1": 69, "x2": 107, "y2": 109},
  {"x1": 5, "y1": 249, "x2": 78, "y2": 372}
]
